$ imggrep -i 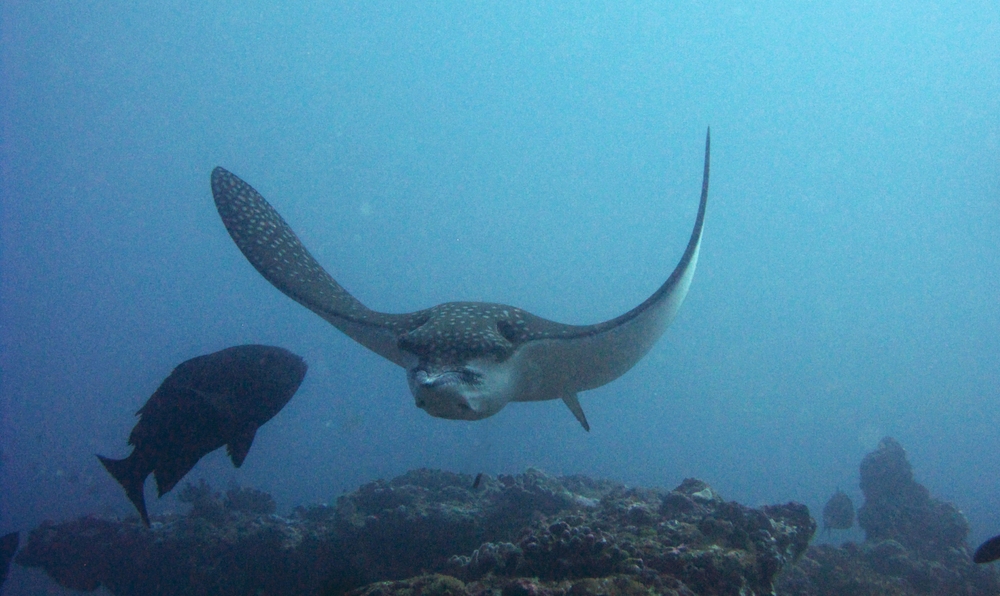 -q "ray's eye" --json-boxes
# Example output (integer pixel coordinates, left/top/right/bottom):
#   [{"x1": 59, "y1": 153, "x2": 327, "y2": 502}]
[{"x1": 496, "y1": 320, "x2": 520, "y2": 342}]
